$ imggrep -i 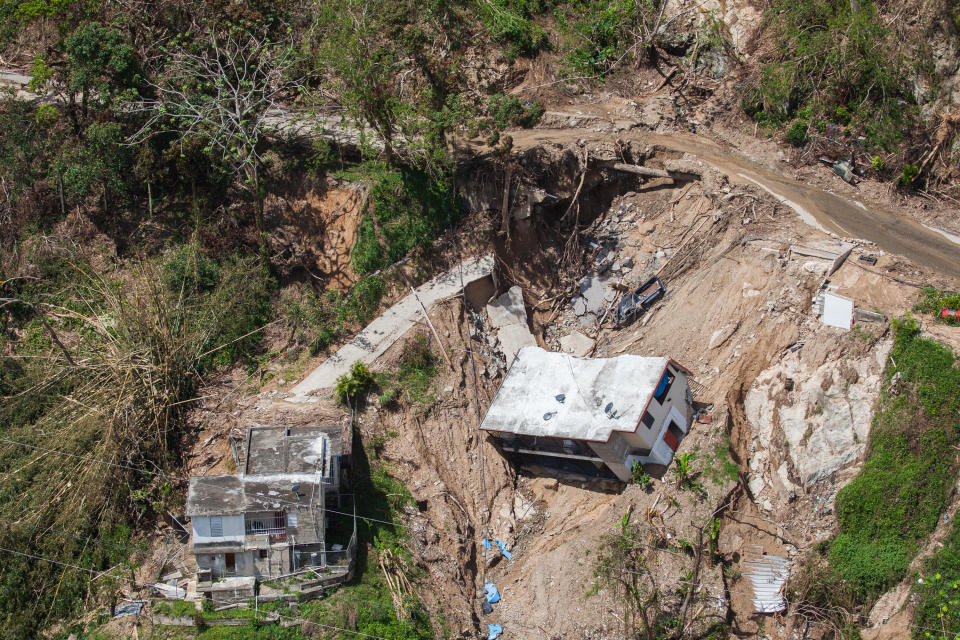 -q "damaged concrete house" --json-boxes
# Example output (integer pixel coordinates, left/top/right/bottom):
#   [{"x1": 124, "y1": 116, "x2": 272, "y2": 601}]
[
  {"x1": 185, "y1": 425, "x2": 356, "y2": 600},
  {"x1": 481, "y1": 346, "x2": 695, "y2": 481}
]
